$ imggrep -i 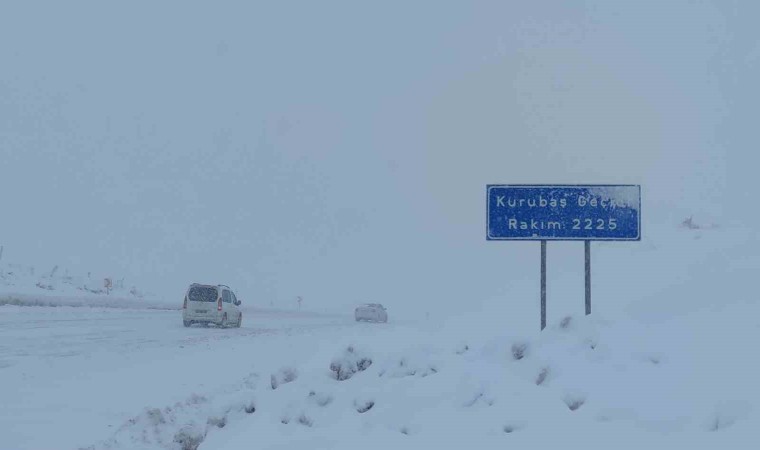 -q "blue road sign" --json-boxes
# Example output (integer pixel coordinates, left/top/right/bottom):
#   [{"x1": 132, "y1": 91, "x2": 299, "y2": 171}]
[{"x1": 487, "y1": 185, "x2": 641, "y2": 241}]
